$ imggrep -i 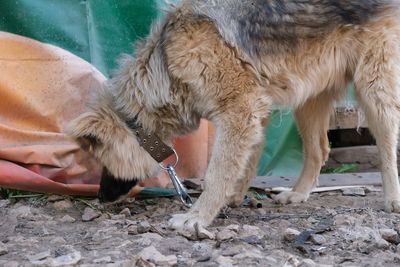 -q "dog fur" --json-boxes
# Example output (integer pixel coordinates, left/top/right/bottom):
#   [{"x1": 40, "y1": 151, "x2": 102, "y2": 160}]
[{"x1": 67, "y1": 0, "x2": 400, "y2": 231}]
